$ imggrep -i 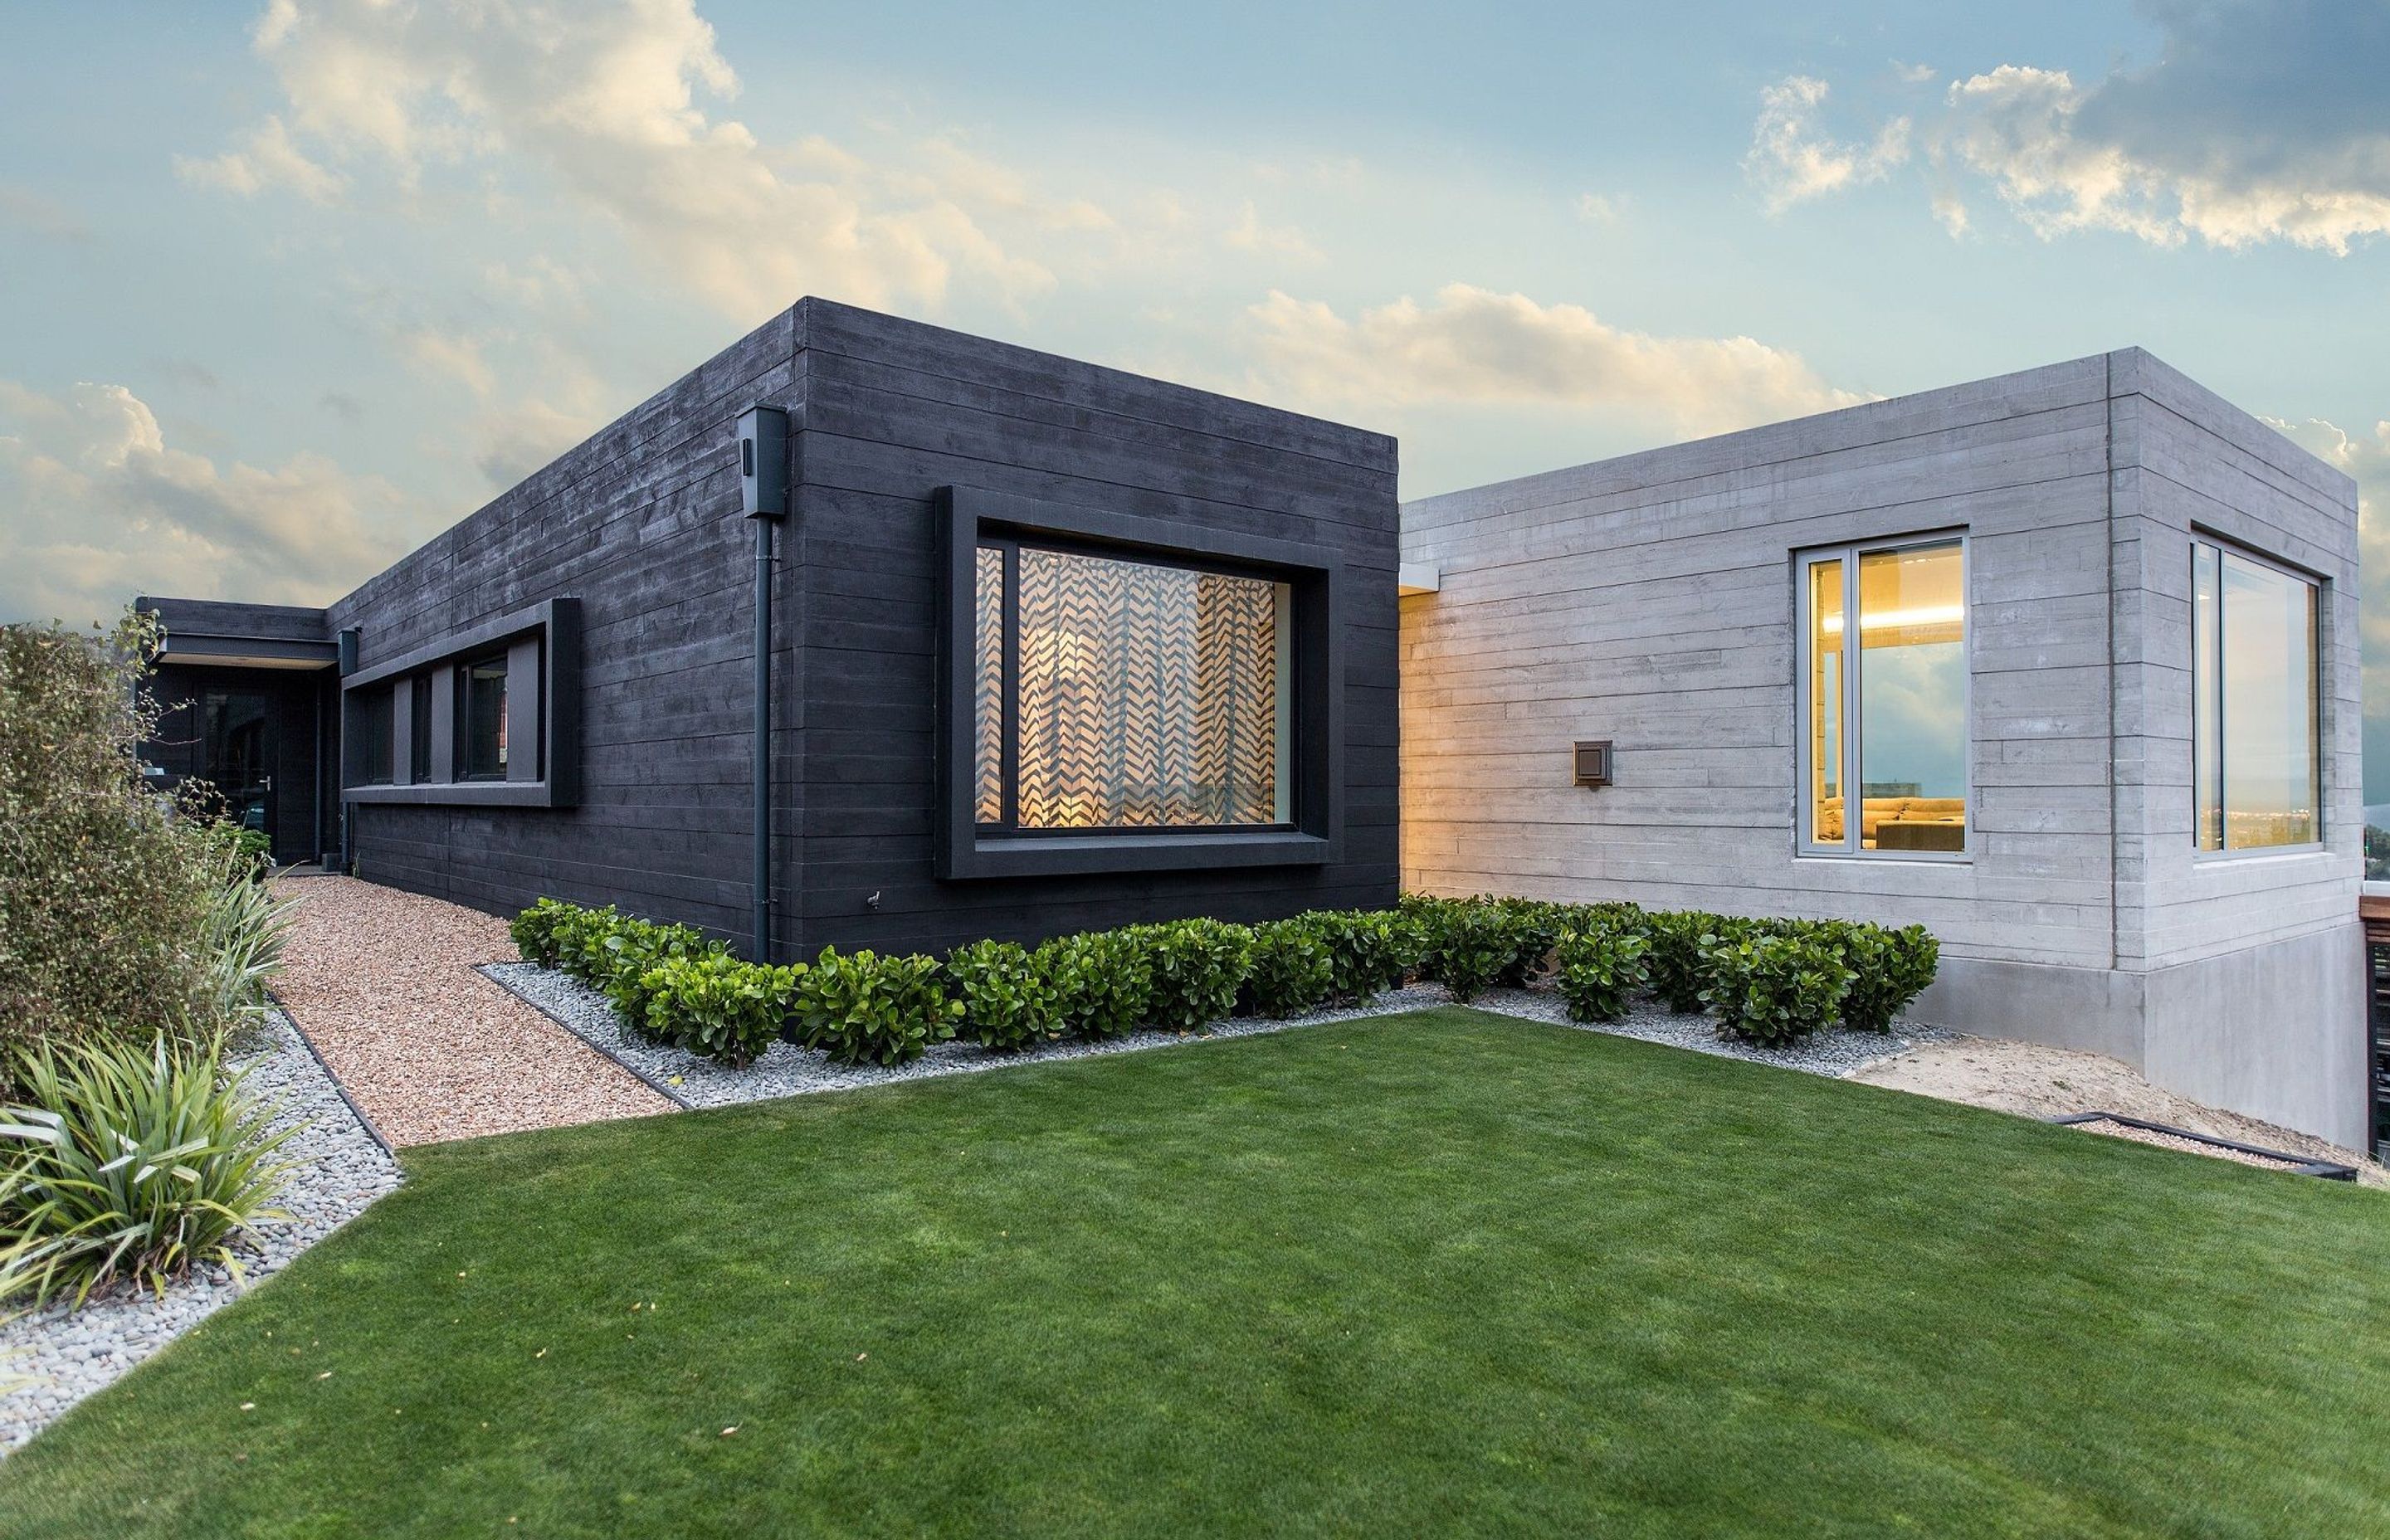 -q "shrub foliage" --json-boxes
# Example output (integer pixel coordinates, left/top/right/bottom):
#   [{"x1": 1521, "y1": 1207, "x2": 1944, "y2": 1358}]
[
  {"x1": 944, "y1": 938, "x2": 1061, "y2": 1051},
  {"x1": 797, "y1": 948, "x2": 962, "y2": 1067}
]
